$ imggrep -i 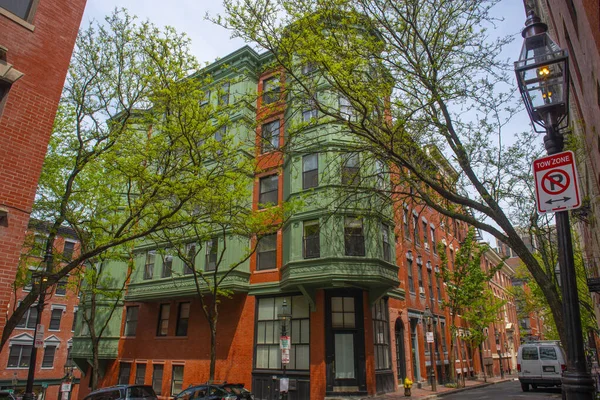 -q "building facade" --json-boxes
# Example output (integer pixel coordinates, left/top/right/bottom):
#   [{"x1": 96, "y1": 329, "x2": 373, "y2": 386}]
[
  {"x1": 0, "y1": 0, "x2": 87, "y2": 330},
  {"x1": 71, "y1": 45, "x2": 516, "y2": 400},
  {"x1": 0, "y1": 222, "x2": 82, "y2": 400}
]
